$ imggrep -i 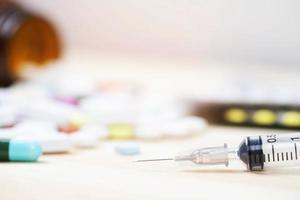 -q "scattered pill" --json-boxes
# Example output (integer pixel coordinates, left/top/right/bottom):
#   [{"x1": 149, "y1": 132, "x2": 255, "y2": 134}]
[
  {"x1": 163, "y1": 116, "x2": 207, "y2": 137},
  {"x1": 135, "y1": 123, "x2": 163, "y2": 140},
  {"x1": 53, "y1": 96, "x2": 79, "y2": 106},
  {"x1": 114, "y1": 142, "x2": 140, "y2": 156},
  {"x1": 108, "y1": 123, "x2": 135, "y2": 140},
  {"x1": 58, "y1": 125, "x2": 79, "y2": 134},
  {"x1": 281, "y1": 111, "x2": 300, "y2": 127},
  {"x1": 18, "y1": 99, "x2": 79, "y2": 126},
  {"x1": 252, "y1": 109, "x2": 276, "y2": 125},
  {"x1": 16, "y1": 133, "x2": 73, "y2": 154},
  {"x1": 69, "y1": 114, "x2": 88, "y2": 129},
  {"x1": 0, "y1": 129, "x2": 19, "y2": 139},
  {"x1": 11, "y1": 121, "x2": 73, "y2": 153},
  {"x1": 0, "y1": 139, "x2": 42, "y2": 162},
  {"x1": 1, "y1": 123, "x2": 16, "y2": 129},
  {"x1": 80, "y1": 125, "x2": 108, "y2": 139},
  {"x1": 0, "y1": 106, "x2": 18, "y2": 128},
  {"x1": 15, "y1": 120, "x2": 57, "y2": 133},
  {"x1": 70, "y1": 132, "x2": 100, "y2": 148},
  {"x1": 224, "y1": 108, "x2": 247, "y2": 124}
]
